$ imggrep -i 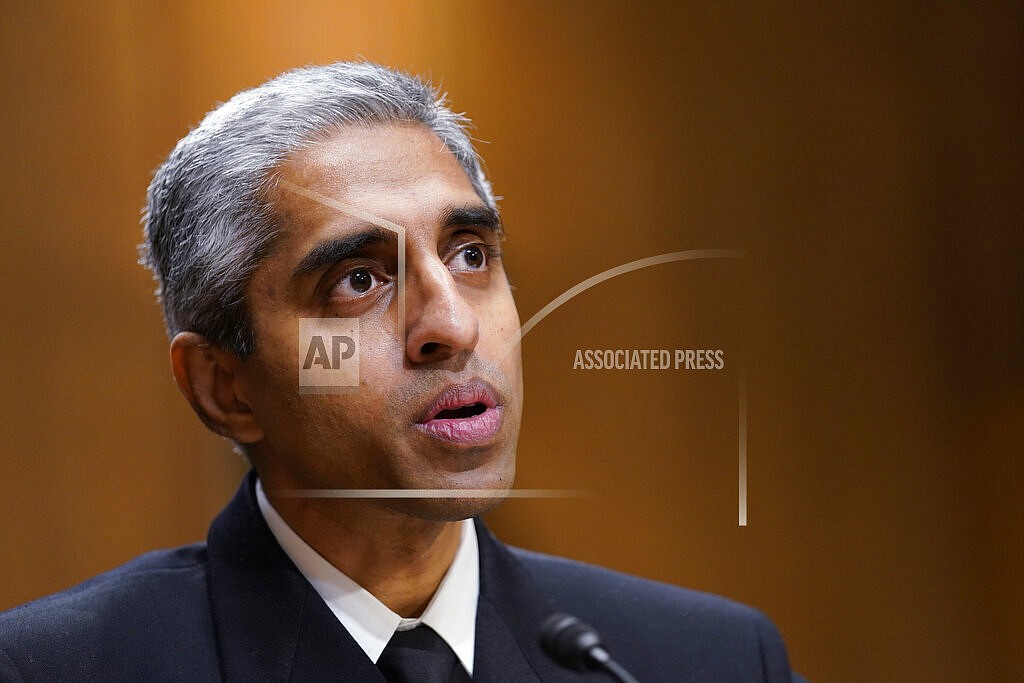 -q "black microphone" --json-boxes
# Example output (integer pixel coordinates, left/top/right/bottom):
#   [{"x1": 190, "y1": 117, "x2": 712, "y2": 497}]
[{"x1": 539, "y1": 613, "x2": 640, "y2": 683}]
